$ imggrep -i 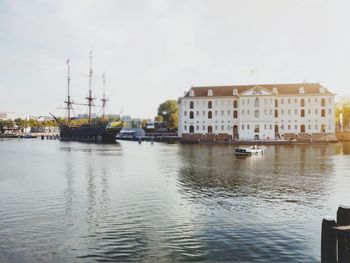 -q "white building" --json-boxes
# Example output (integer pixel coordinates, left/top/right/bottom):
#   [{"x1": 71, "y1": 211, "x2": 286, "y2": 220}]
[{"x1": 178, "y1": 83, "x2": 335, "y2": 141}]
